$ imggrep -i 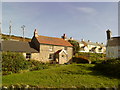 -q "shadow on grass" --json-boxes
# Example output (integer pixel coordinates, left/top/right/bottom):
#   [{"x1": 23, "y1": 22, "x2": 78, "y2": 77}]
[
  {"x1": 59, "y1": 64, "x2": 120, "y2": 80},
  {"x1": 89, "y1": 63, "x2": 120, "y2": 79},
  {"x1": 58, "y1": 64, "x2": 93, "y2": 75}
]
